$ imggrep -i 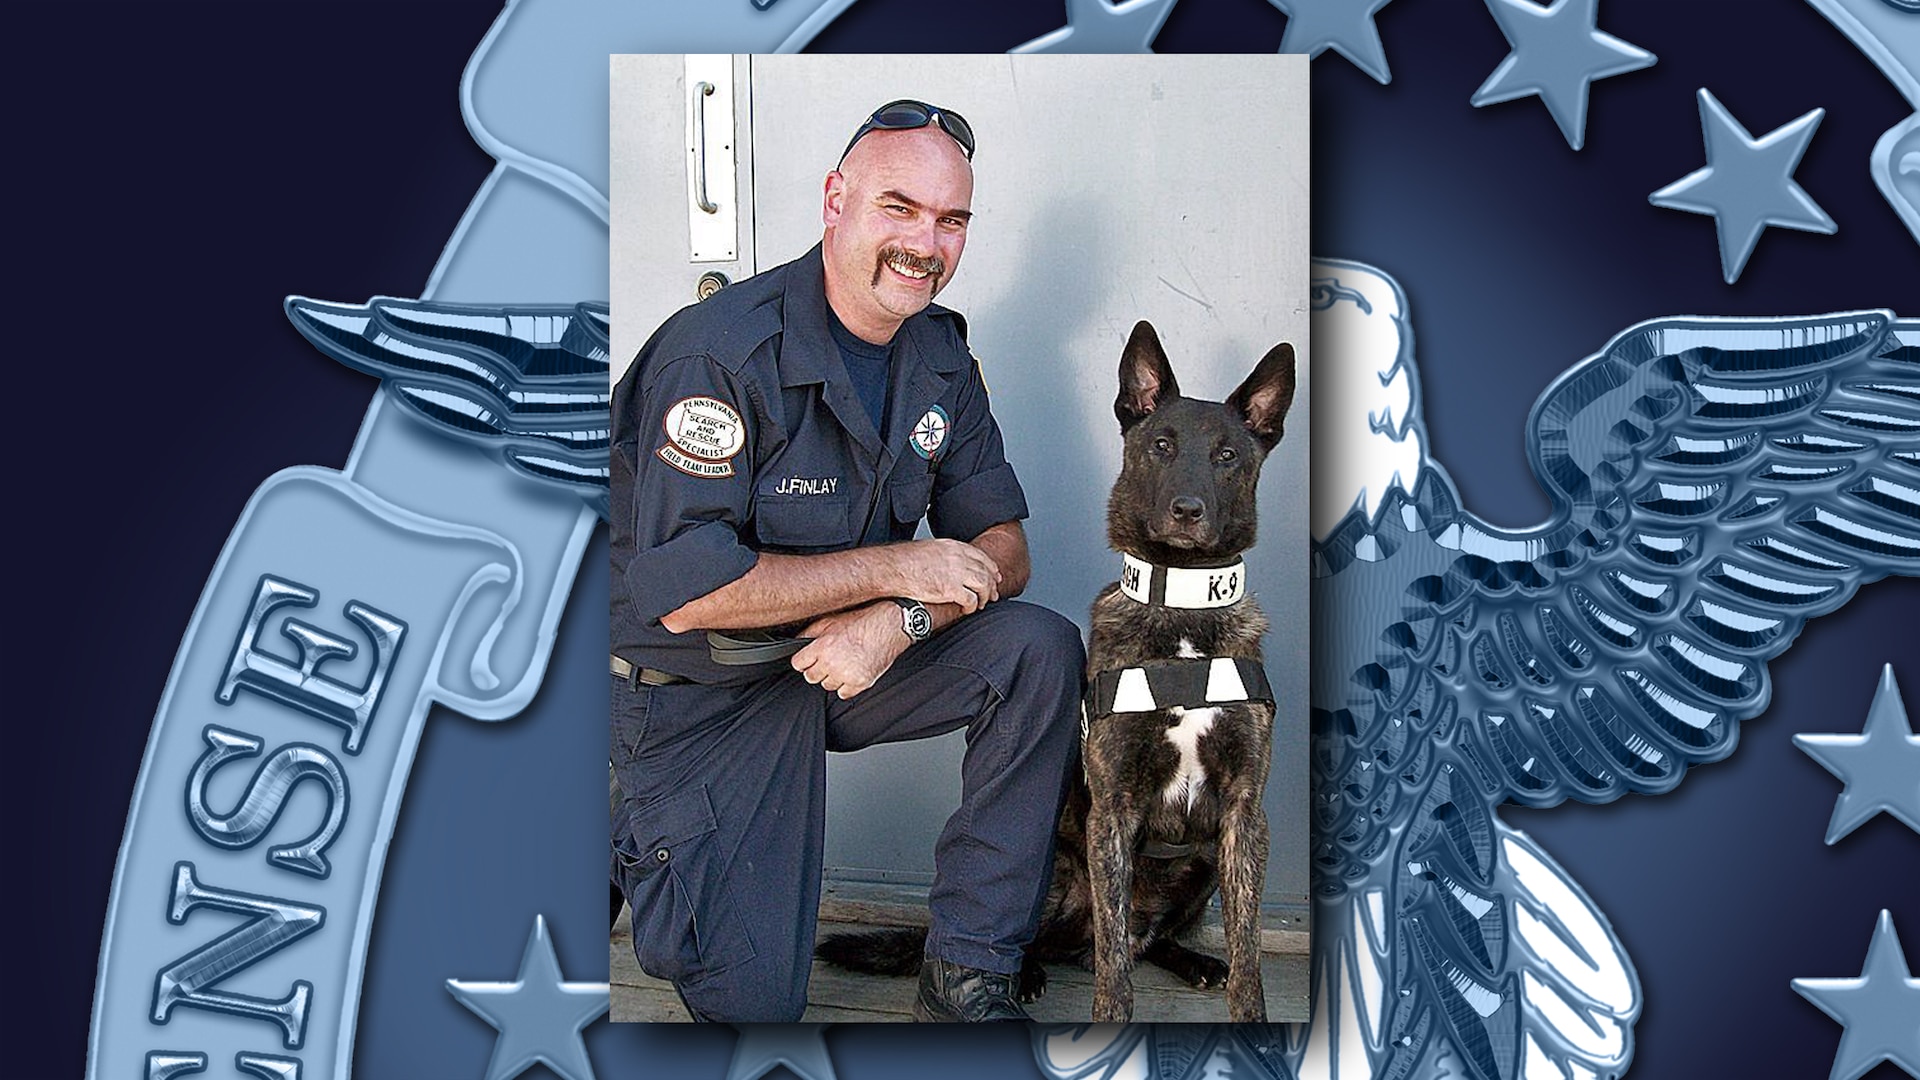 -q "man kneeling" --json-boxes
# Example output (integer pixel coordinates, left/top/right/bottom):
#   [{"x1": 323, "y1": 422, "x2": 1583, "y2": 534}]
[{"x1": 610, "y1": 98, "x2": 1082, "y2": 1022}]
